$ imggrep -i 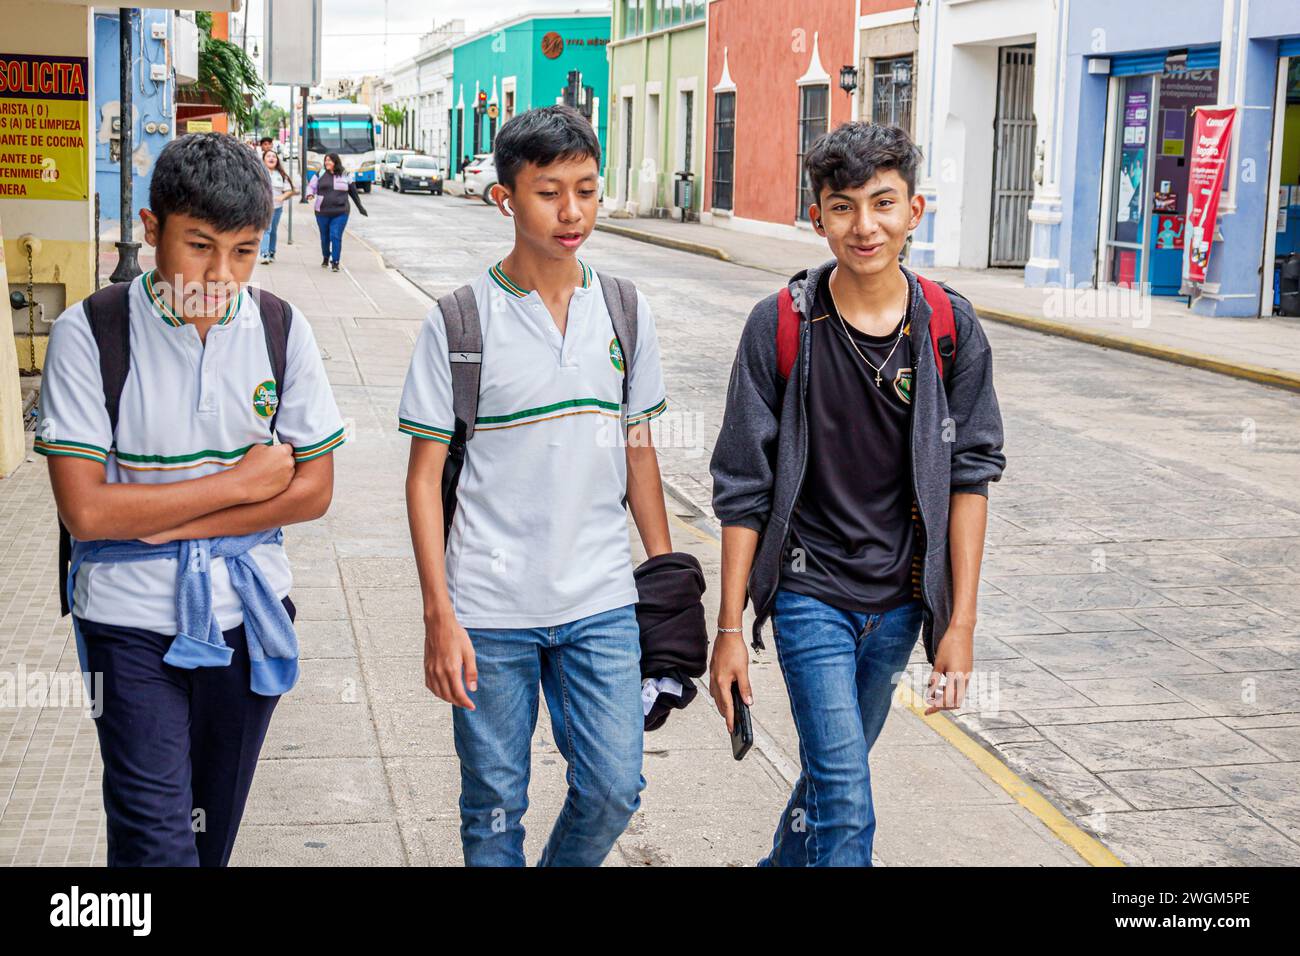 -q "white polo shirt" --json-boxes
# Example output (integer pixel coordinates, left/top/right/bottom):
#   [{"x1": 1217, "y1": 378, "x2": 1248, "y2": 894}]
[
  {"x1": 36, "y1": 270, "x2": 346, "y2": 633},
  {"x1": 398, "y1": 259, "x2": 667, "y2": 629}
]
